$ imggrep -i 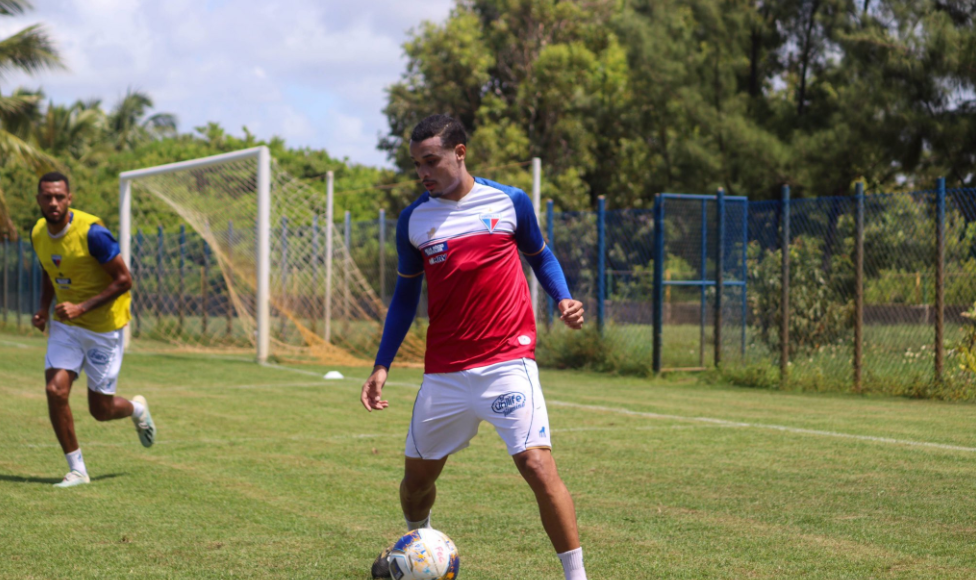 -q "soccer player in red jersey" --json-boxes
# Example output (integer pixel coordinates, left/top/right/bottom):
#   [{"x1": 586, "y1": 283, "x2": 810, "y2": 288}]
[{"x1": 362, "y1": 115, "x2": 588, "y2": 580}]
